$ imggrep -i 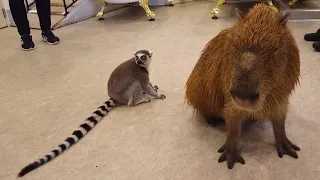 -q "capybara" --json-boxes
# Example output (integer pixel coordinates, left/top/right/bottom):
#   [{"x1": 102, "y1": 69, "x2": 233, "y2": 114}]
[{"x1": 185, "y1": 4, "x2": 300, "y2": 169}]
